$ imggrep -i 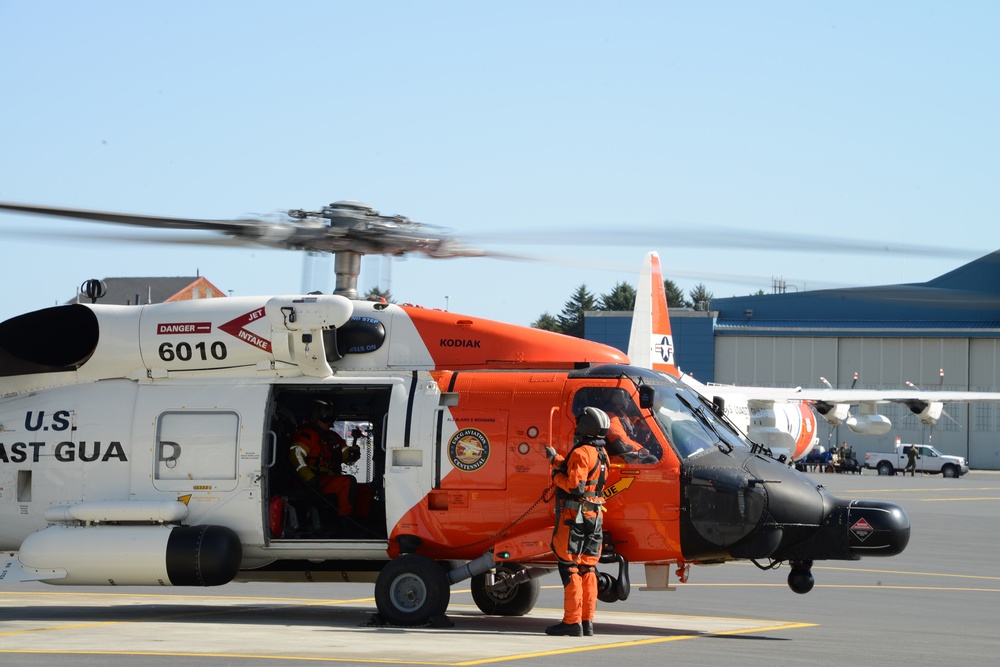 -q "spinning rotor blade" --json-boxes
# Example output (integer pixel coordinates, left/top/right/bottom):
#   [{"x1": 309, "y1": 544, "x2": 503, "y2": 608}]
[
  {"x1": 0, "y1": 202, "x2": 252, "y2": 232},
  {"x1": 0, "y1": 201, "x2": 500, "y2": 260},
  {"x1": 1, "y1": 199, "x2": 986, "y2": 301},
  {"x1": 2, "y1": 200, "x2": 982, "y2": 263},
  {"x1": 466, "y1": 227, "x2": 981, "y2": 261},
  {"x1": 3, "y1": 226, "x2": 256, "y2": 248}
]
